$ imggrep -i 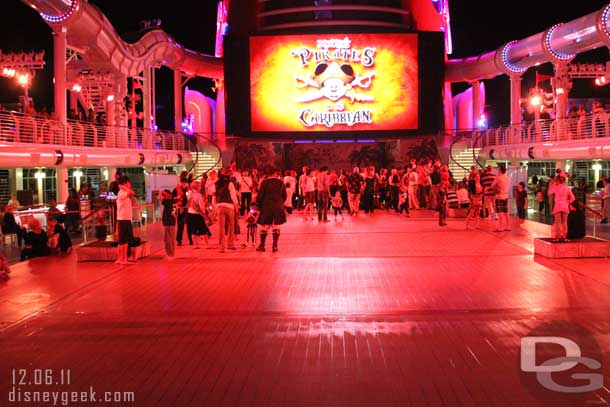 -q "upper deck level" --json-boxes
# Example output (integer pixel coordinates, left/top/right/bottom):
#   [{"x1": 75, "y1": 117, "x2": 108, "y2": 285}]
[
  {"x1": 456, "y1": 109, "x2": 610, "y2": 162},
  {"x1": 0, "y1": 110, "x2": 201, "y2": 168}
]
